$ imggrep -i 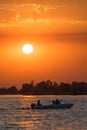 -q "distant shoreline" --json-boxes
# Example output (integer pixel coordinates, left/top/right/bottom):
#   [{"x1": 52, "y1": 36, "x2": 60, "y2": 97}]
[
  {"x1": 0, "y1": 93, "x2": 87, "y2": 95},
  {"x1": 0, "y1": 81, "x2": 87, "y2": 95}
]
